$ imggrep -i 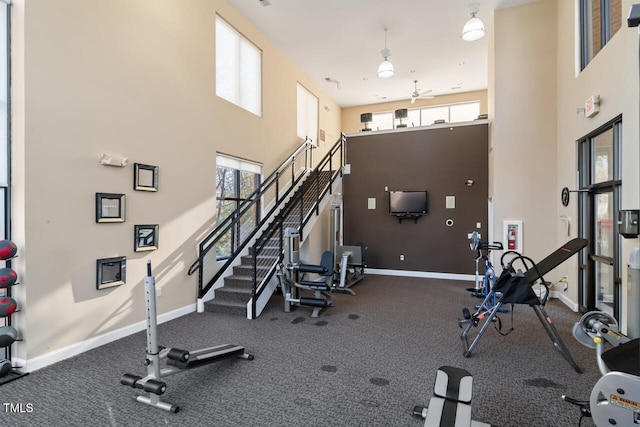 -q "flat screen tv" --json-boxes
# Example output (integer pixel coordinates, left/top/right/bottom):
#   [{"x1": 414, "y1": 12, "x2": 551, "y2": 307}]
[{"x1": 389, "y1": 190, "x2": 428, "y2": 217}]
